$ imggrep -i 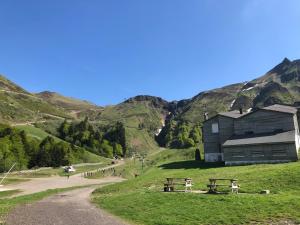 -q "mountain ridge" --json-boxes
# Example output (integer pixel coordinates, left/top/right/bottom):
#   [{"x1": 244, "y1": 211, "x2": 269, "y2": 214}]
[{"x1": 1, "y1": 57, "x2": 300, "y2": 151}]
